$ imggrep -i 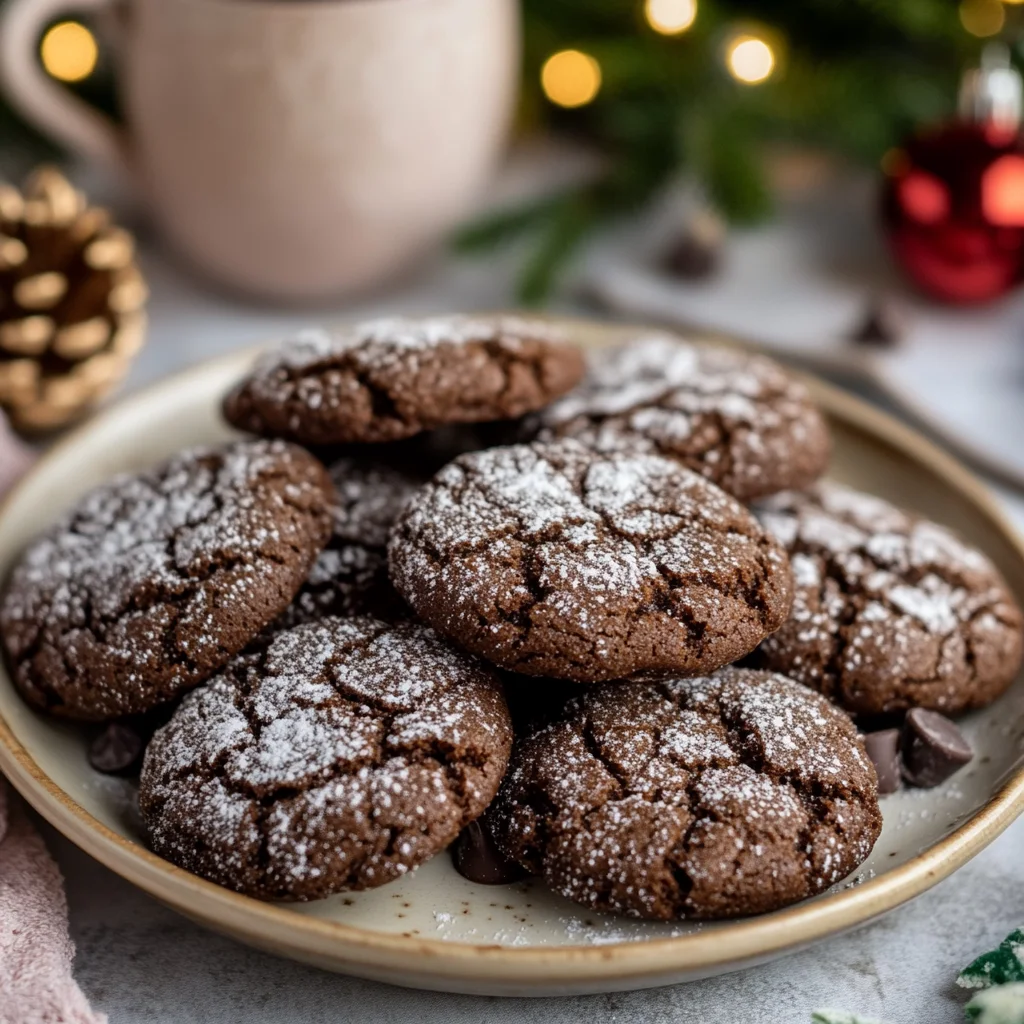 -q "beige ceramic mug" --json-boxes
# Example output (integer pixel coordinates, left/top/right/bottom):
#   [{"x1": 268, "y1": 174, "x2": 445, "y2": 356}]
[{"x1": 0, "y1": 0, "x2": 520, "y2": 300}]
